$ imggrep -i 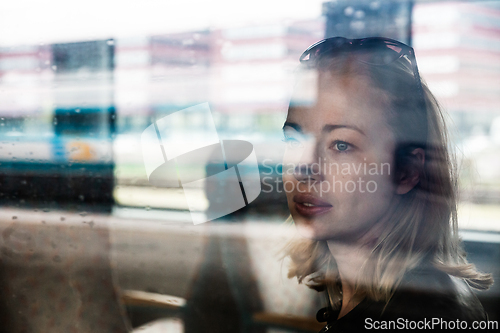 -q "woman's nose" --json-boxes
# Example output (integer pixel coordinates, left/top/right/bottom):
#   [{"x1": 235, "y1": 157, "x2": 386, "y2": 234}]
[{"x1": 292, "y1": 138, "x2": 322, "y2": 183}]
